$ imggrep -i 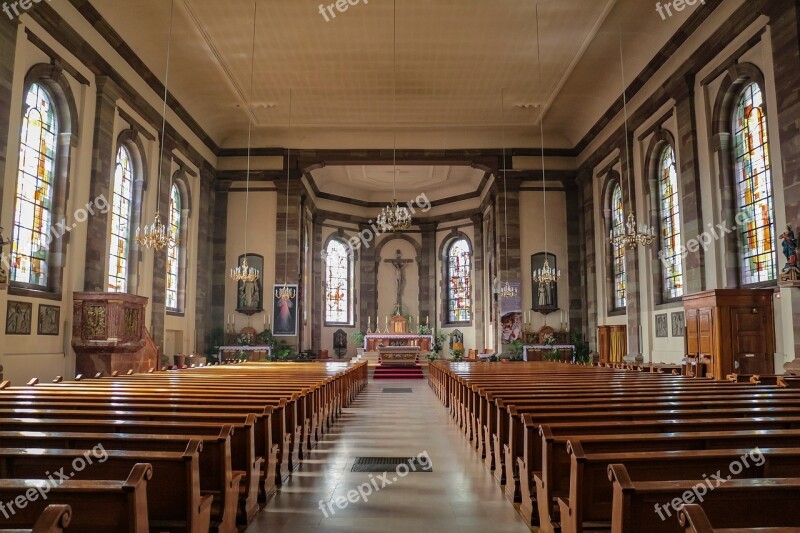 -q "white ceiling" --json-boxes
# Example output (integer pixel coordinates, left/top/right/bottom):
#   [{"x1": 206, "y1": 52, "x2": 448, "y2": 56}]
[
  {"x1": 89, "y1": 0, "x2": 702, "y2": 150},
  {"x1": 309, "y1": 164, "x2": 486, "y2": 203}
]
